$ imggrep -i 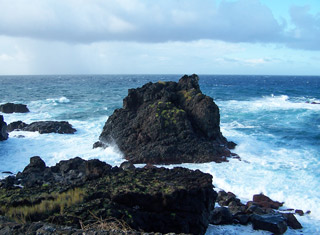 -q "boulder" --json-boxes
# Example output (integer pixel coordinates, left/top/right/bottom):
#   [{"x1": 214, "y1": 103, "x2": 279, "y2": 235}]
[
  {"x1": 253, "y1": 193, "x2": 284, "y2": 209},
  {"x1": 281, "y1": 213, "x2": 303, "y2": 229},
  {"x1": 7, "y1": 121, "x2": 28, "y2": 132},
  {"x1": 210, "y1": 207, "x2": 233, "y2": 225},
  {"x1": 98, "y1": 74, "x2": 236, "y2": 164},
  {"x1": 0, "y1": 157, "x2": 217, "y2": 235},
  {"x1": 251, "y1": 214, "x2": 287, "y2": 234},
  {"x1": 22, "y1": 121, "x2": 76, "y2": 134},
  {"x1": 0, "y1": 115, "x2": 8, "y2": 141},
  {"x1": 0, "y1": 103, "x2": 29, "y2": 113}
]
